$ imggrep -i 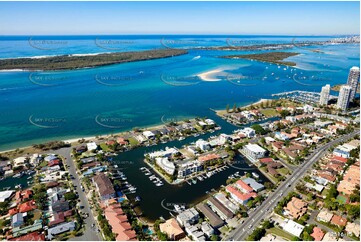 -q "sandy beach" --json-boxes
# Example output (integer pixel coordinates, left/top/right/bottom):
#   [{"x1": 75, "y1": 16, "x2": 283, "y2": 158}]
[{"x1": 197, "y1": 68, "x2": 225, "y2": 81}]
